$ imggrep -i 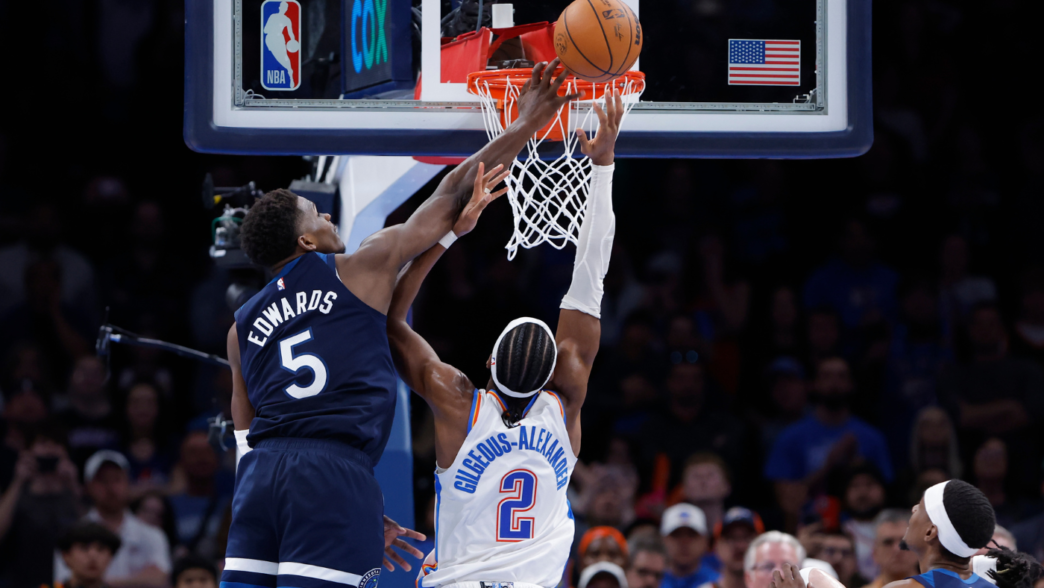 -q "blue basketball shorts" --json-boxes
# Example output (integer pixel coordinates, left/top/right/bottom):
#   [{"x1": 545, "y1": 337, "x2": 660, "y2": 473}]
[{"x1": 220, "y1": 438, "x2": 385, "y2": 588}]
